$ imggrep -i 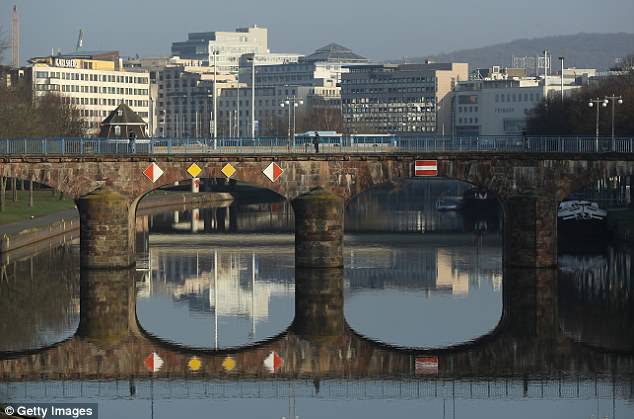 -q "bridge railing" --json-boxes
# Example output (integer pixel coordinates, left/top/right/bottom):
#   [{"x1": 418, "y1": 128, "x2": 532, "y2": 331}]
[{"x1": 1, "y1": 136, "x2": 634, "y2": 155}]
